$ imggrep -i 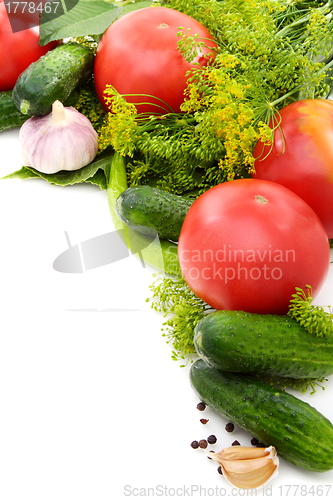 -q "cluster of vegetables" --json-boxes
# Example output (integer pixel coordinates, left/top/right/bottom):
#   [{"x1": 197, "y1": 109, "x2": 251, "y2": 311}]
[
  {"x1": 115, "y1": 163, "x2": 333, "y2": 483},
  {"x1": 1, "y1": 0, "x2": 333, "y2": 489}
]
